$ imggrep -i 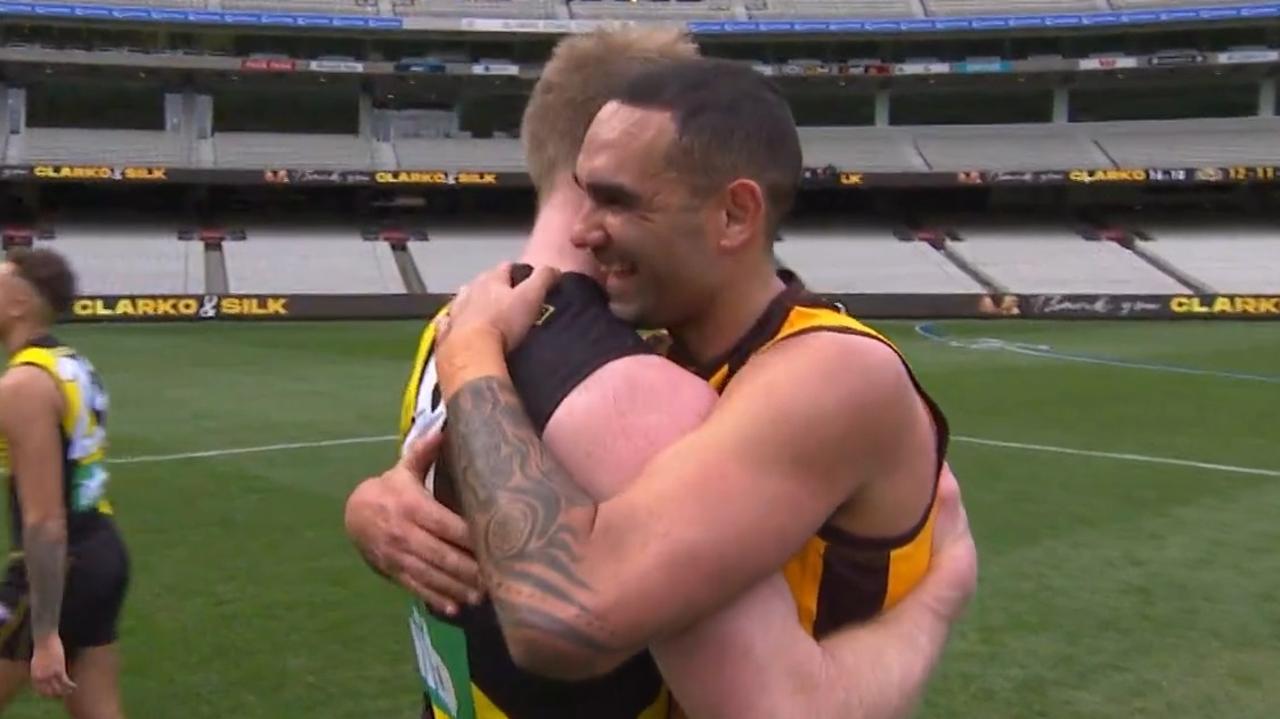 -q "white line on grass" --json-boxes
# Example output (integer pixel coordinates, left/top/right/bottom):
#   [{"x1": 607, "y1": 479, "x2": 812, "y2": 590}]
[
  {"x1": 108, "y1": 435, "x2": 397, "y2": 465},
  {"x1": 953, "y1": 435, "x2": 1279, "y2": 478},
  {"x1": 108, "y1": 433, "x2": 1280, "y2": 478}
]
